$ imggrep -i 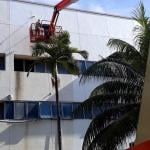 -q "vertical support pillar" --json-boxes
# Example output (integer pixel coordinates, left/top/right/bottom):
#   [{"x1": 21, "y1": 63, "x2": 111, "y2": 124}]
[{"x1": 136, "y1": 44, "x2": 150, "y2": 144}]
